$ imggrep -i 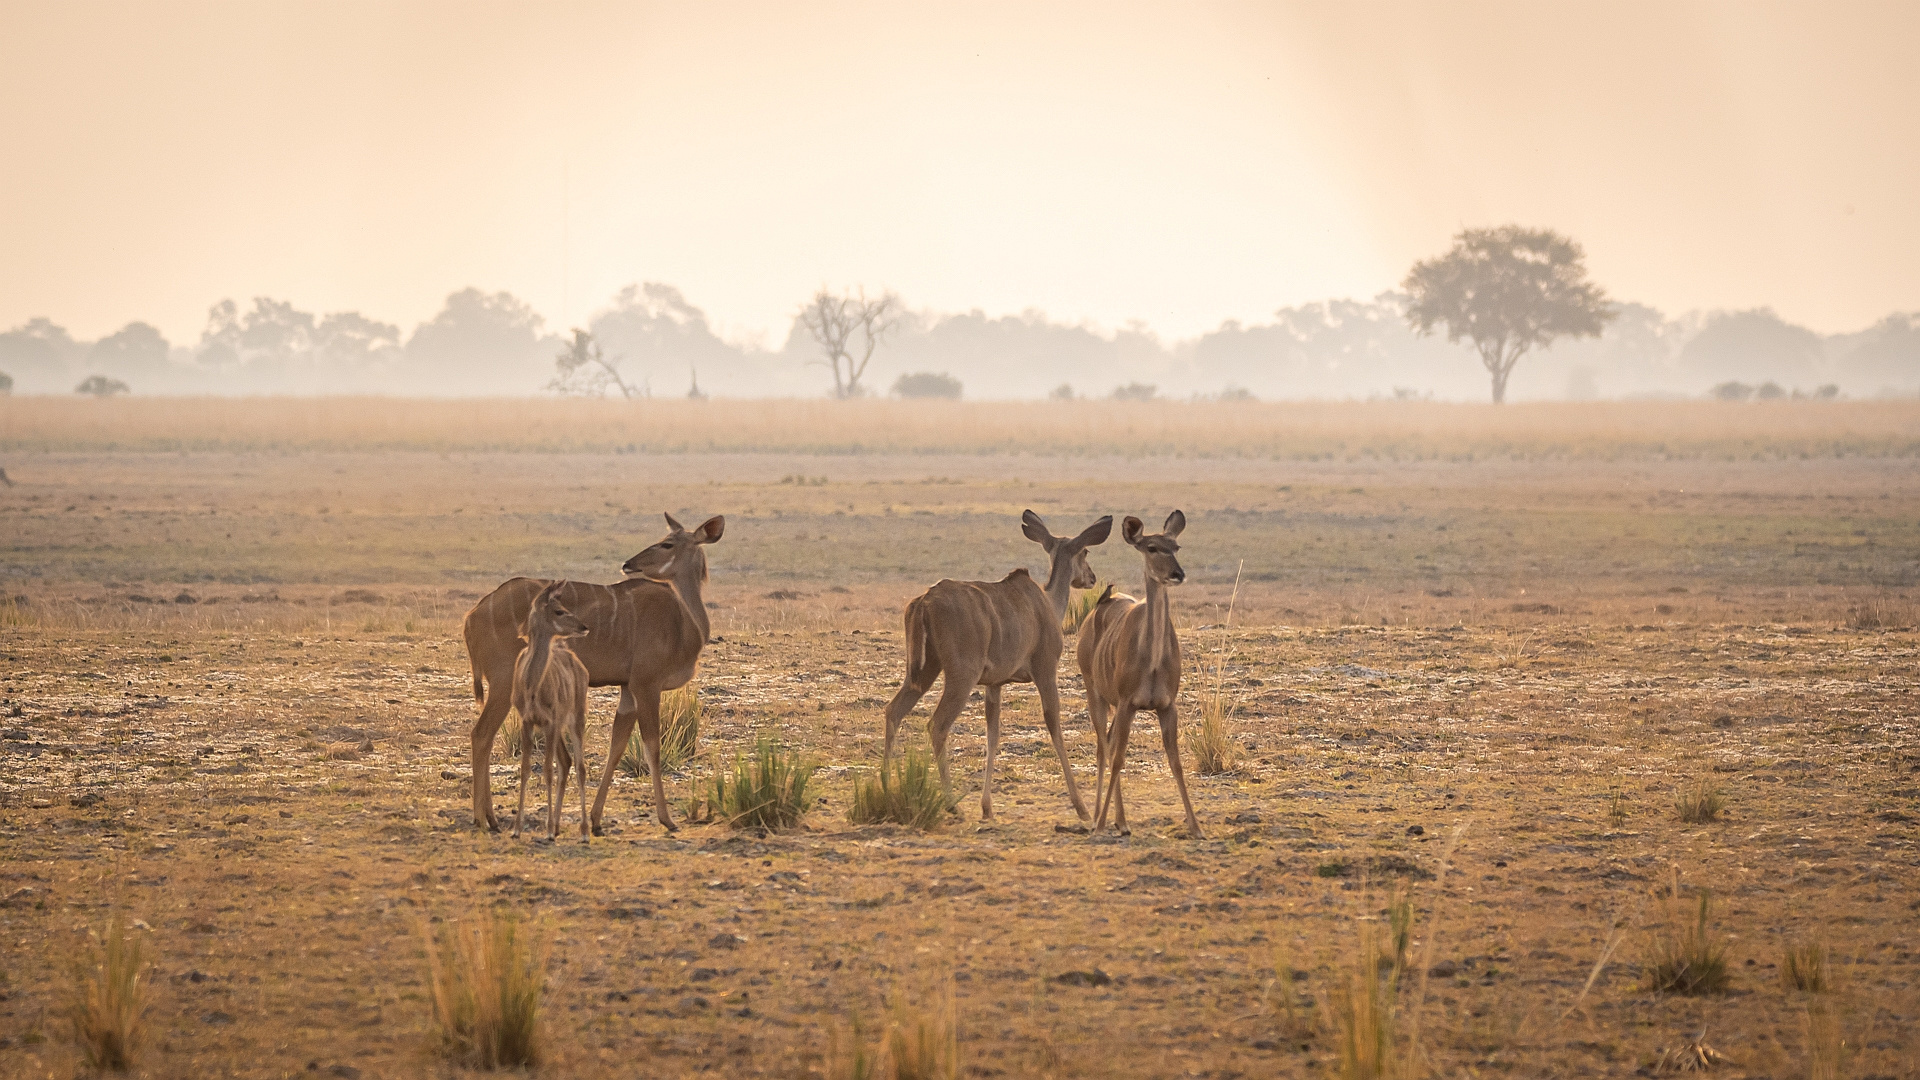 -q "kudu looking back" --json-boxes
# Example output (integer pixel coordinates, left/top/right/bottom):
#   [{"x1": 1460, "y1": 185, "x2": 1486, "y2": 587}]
[
  {"x1": 510, "y1": 583, "x2": 591, "y2": 841},
  {"x1": 463, "y1": 514, "x2": 723, "y2": 834},
  {"x1": 1077, "y1": 510, "x2": 1200, "y2": 838},
  {"x1": 882, "y1": 510, "x2": 1112, "y2": 822}
]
